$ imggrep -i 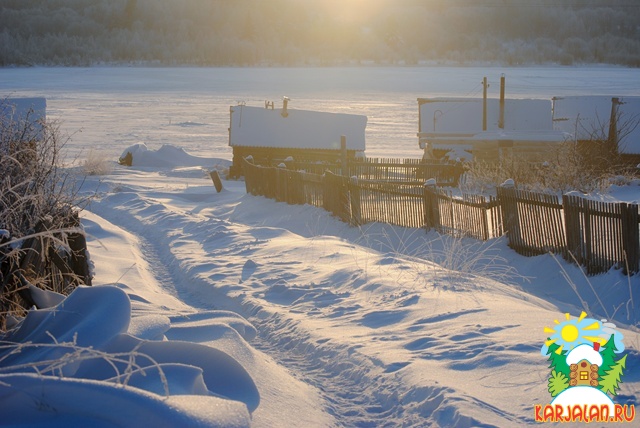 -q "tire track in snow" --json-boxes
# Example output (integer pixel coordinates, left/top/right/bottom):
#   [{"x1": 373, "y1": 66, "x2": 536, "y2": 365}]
[{"x1": 247, "y1": 312, "x2": 405, "y2": 427}]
